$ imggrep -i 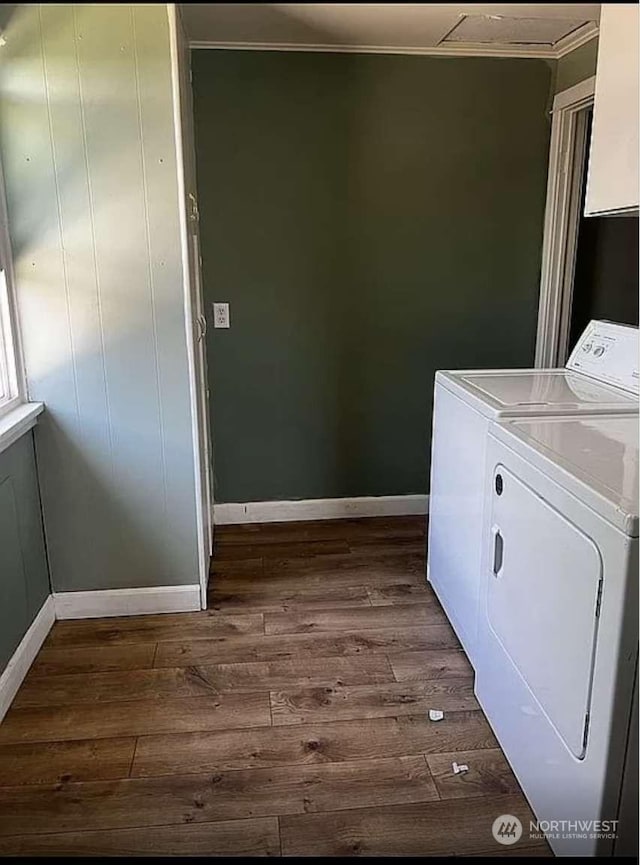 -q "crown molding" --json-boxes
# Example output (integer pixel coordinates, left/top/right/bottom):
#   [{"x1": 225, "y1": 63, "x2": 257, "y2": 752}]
[
  {"x1": 190, "y1": 23, "x2": 598, "y2": 61},
  {"x1": 554, "y1": 23, "x2": 598, "y2": 58}
]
